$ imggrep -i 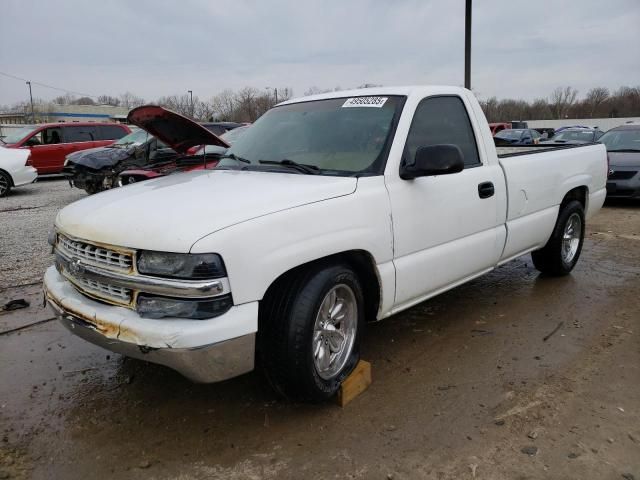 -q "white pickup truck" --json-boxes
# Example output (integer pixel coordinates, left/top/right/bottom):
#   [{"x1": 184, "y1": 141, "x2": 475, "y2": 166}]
[{"x1": 44, "y1": 86, "x2": 607, "y2": 401}]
